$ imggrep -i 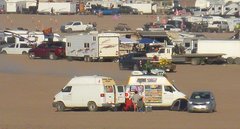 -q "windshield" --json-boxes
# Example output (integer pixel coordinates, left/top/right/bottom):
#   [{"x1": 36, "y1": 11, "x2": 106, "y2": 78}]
[{"x1": 190, "y1": 92, "x2": 210, "y2": 99}]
